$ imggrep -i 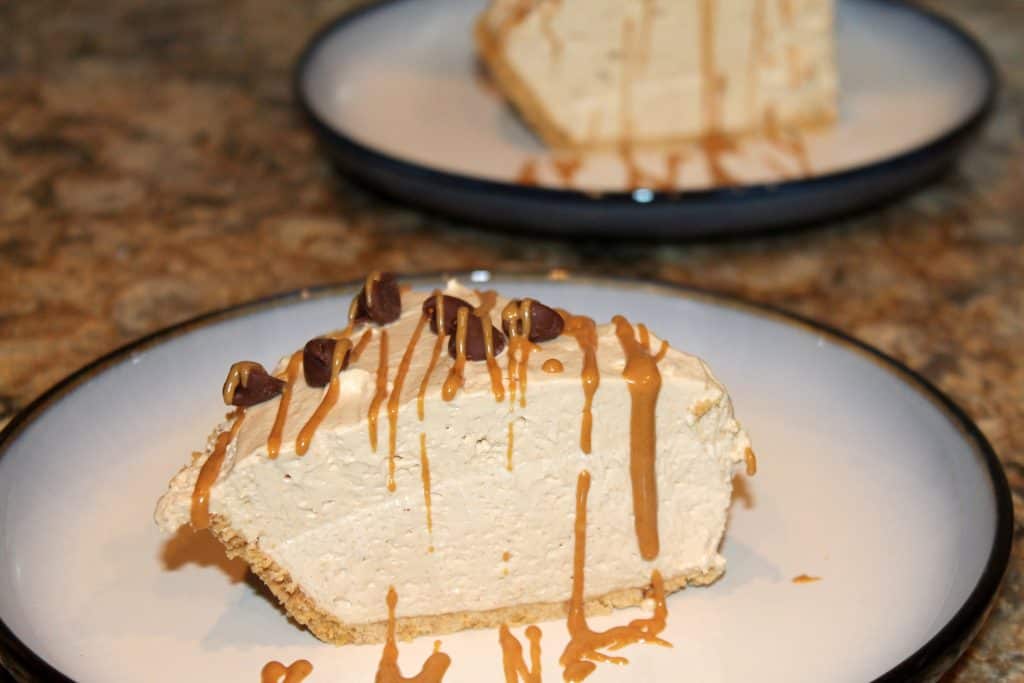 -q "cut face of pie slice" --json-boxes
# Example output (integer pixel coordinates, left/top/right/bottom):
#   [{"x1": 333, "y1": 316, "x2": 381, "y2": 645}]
[{"x1": 155, "y1": 278, "x2": 752, "y2": 645}]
